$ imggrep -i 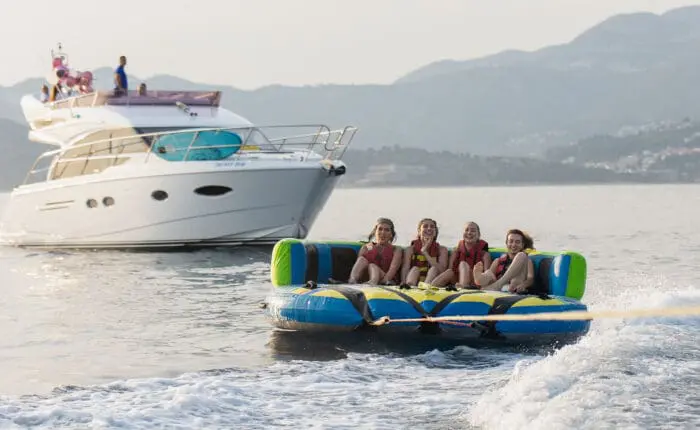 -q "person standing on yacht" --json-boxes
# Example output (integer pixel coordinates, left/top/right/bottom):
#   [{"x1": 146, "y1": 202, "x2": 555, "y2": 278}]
[{"x1": 114, "y1": 56, "x2": 128, "y2": 96}]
